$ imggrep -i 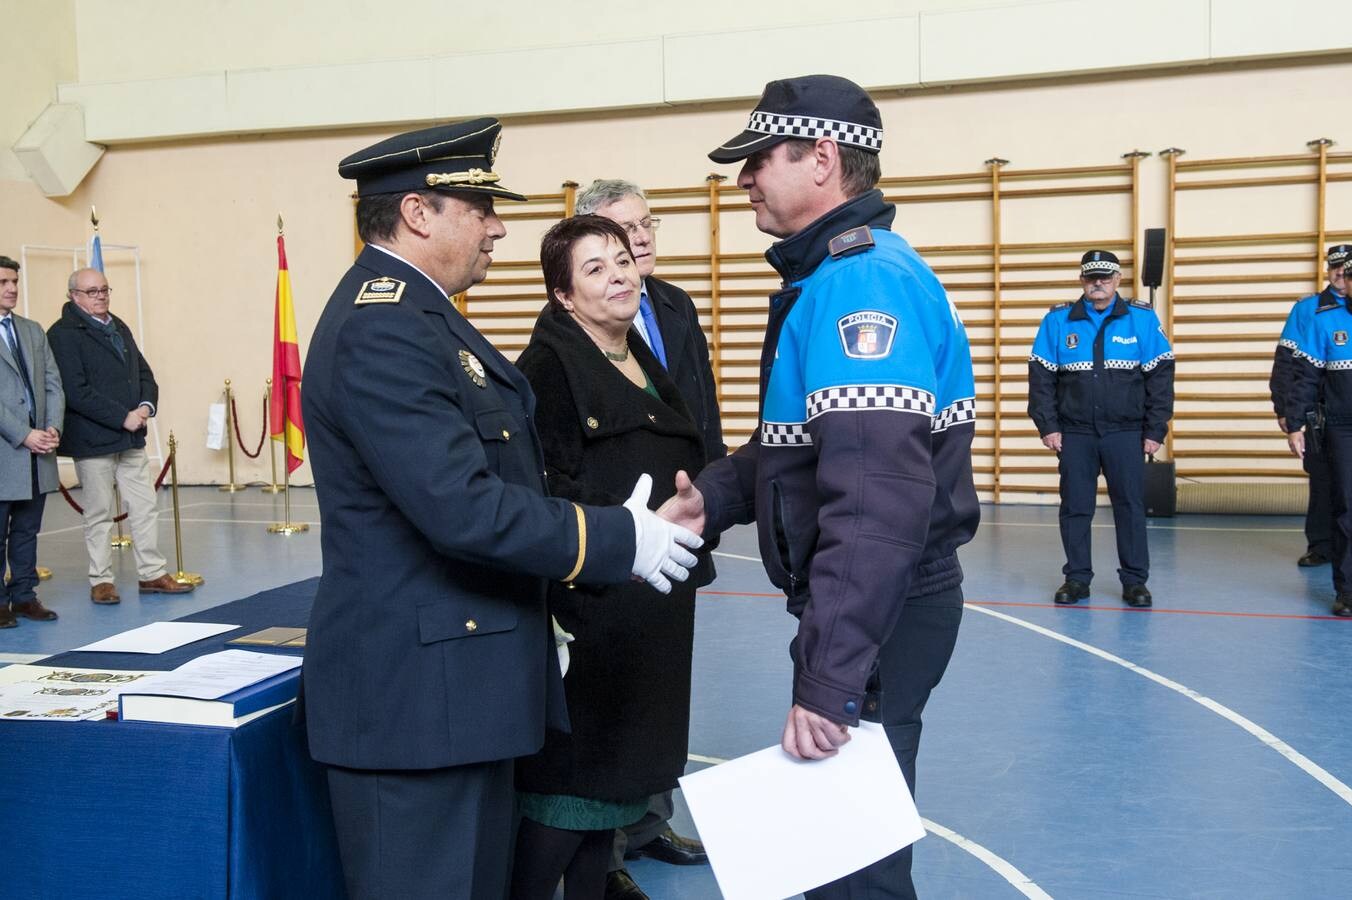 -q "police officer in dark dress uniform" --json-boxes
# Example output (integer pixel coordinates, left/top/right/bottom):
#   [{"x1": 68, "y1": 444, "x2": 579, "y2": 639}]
[
  {"x1": 301, "y1": 118, "x2": 704, "y2": 900},
  {"x1": 1283, "y1": 255, "x2": 1352, "y2": 617},
  {"x1": 1028, "y1": 251, "x2": 1175, "y2": 608},
  {"x1": 1270, "y1": 245, "x2": 1348, "y2": 567}
]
